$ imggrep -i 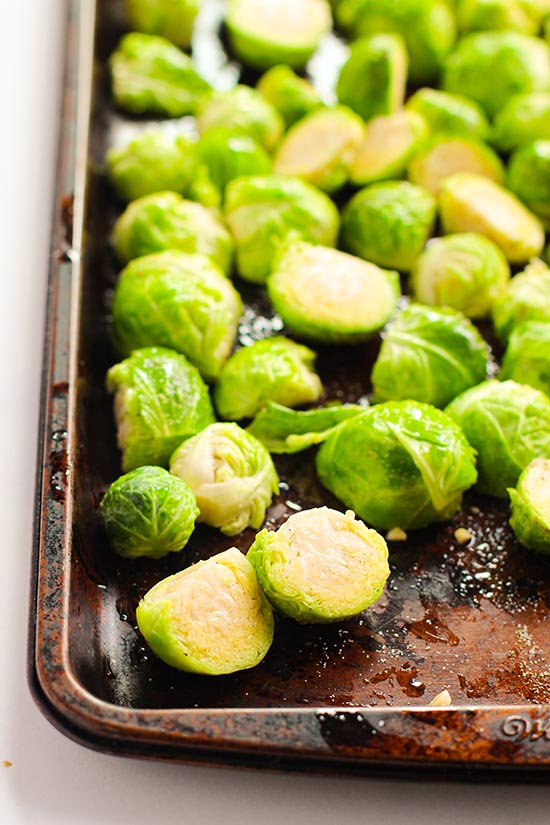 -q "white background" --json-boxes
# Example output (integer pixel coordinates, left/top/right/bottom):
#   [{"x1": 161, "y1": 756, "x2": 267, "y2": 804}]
[{"x1": 2, "y1": 1, "x2": 550, "y2": 821}]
